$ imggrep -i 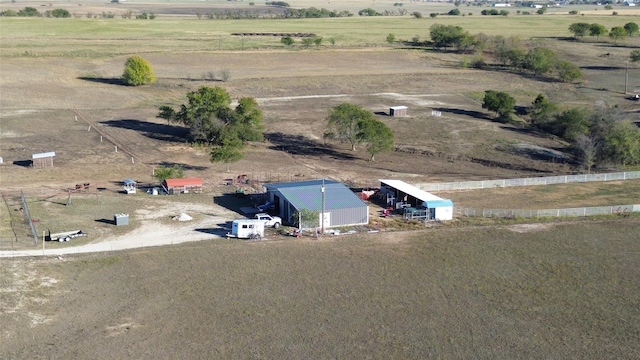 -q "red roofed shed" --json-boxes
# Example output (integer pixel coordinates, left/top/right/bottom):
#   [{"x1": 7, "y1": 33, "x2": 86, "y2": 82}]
[{"x1": 163, "y1": 177, "x2": 203, "y2": 195}]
